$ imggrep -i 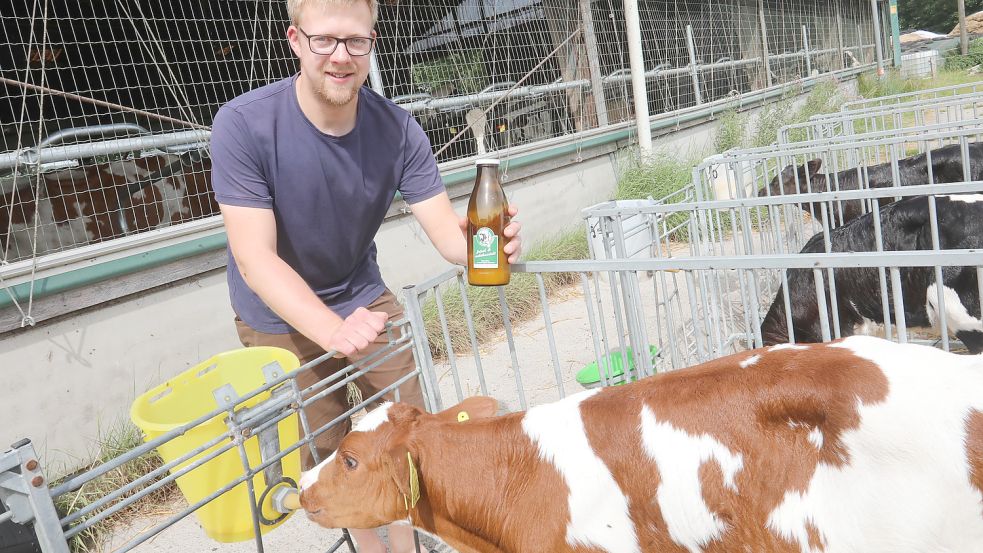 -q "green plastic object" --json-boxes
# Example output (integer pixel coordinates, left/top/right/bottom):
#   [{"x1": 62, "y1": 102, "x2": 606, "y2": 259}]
[{"x1": 576, "y1": 345, "x2": 659, "y2": 388}]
